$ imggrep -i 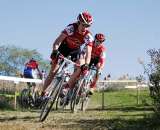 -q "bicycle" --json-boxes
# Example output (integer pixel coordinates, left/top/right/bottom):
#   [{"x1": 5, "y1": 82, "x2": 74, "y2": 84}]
[
  {"x1": 70, "y1": 64, "x2": 97, "y2": 113},
  {"x1": 20, "y1": 81, "x2": 41, "y2": 109},
  {"x1": 39, "y1": 54, "x2": 78, "y2": 122},
  {"x1": 55, "y1": 72, "x2": 71, "y2": 111}
]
